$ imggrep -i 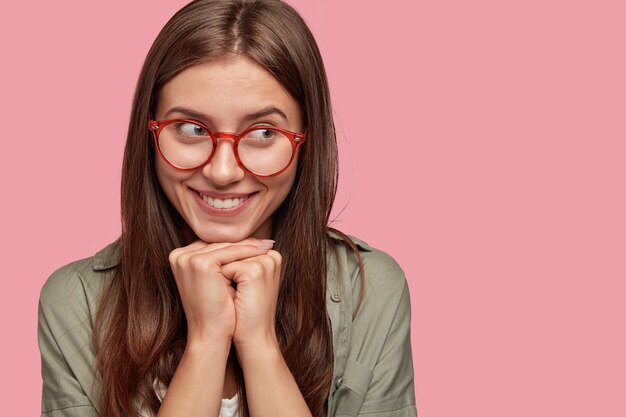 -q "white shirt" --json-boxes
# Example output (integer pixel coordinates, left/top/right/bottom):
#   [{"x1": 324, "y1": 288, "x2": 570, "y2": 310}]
[{"x1": 219, "y1": 394, "x2": 239, "y2": 417}]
